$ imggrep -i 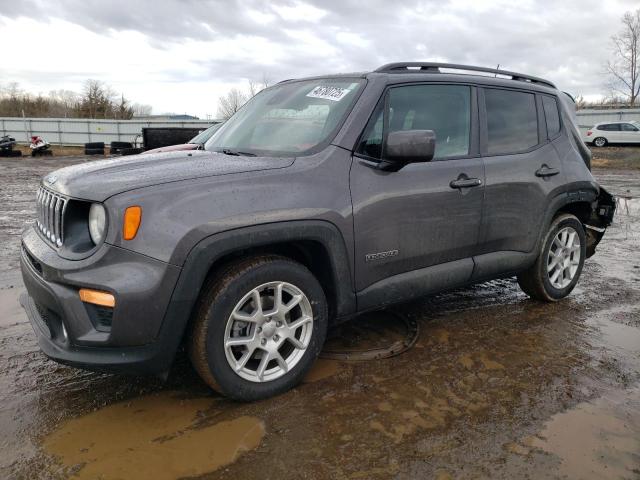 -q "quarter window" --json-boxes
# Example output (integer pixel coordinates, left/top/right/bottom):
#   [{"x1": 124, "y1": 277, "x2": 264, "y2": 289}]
[
  {"x1": 357, "y1": 84, "x2": 471, "y2": 160},
  {"x1": 485, "y1": 89, "x2": 539, "y2": 155},
  {"x1": 542, "y1": 96, "x2": 561, "y2": 137}
]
